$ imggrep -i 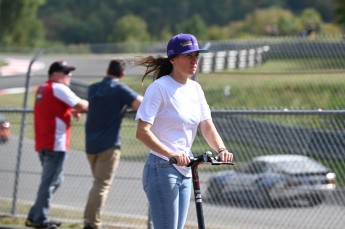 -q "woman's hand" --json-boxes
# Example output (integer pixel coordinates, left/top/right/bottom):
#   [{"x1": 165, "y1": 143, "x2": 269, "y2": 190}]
[
  {"x1": 218, "y1": 149, "x2": 234, "y2": 163},
  {"x1": 171, "y1": 152, "x2": 190, "y2": 166}
]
